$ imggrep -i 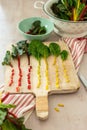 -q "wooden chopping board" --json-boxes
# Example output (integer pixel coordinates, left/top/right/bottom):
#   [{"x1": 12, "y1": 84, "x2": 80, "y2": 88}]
[{"x1": 4, "y1": 40, "x2": 80, "y2": 120}]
